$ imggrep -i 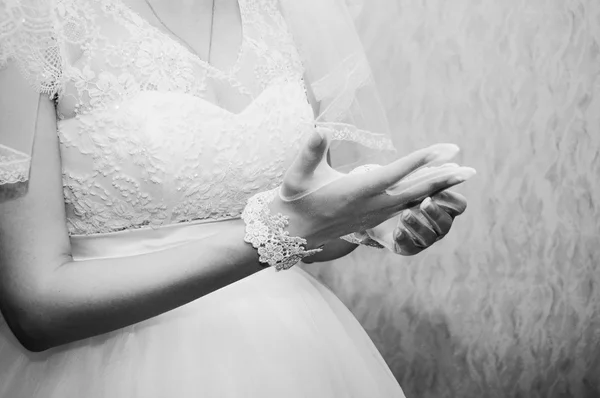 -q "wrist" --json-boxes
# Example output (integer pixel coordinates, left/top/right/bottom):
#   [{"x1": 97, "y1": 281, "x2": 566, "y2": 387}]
[
  {"x1": 267, "y1": 194, "x2": 325, "y2": 251},
  {"x1": 242, "y1": 189, "x2": 324, "y2": 270}
]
